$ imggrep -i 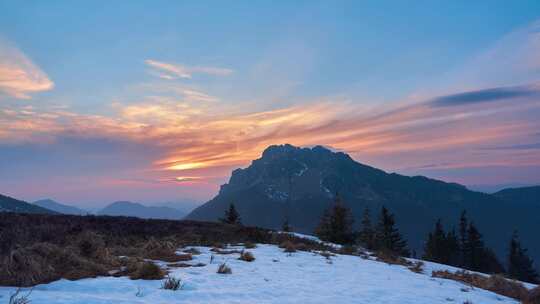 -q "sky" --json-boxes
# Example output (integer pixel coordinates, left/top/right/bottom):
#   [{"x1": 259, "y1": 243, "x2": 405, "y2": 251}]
[{"x1": 1, "y1": 1, "x2": 540, "y2": 208}]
